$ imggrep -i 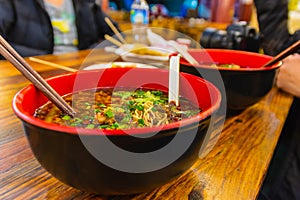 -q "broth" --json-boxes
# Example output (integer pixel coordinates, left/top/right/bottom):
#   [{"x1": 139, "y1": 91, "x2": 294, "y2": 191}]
[
  {"x1": 211, "y1": 63, "x2": 241, "y2": 69},
  {"x1": 34, "y1": 88, "x2": 201, "y2": 130}
]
